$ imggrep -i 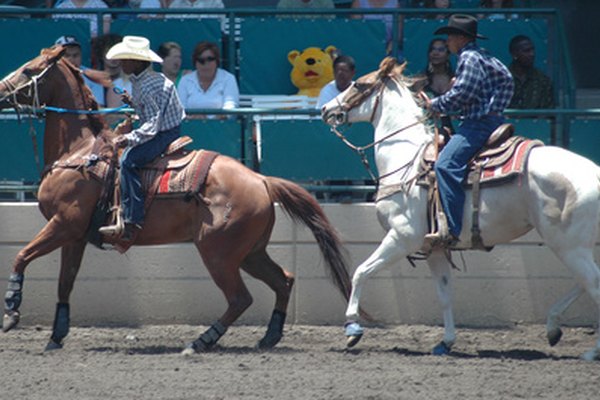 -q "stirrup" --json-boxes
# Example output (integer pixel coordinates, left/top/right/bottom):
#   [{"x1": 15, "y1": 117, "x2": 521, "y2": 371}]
[{"x1": 98, "y1": 209, "x2": 124, "y2": 237}]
